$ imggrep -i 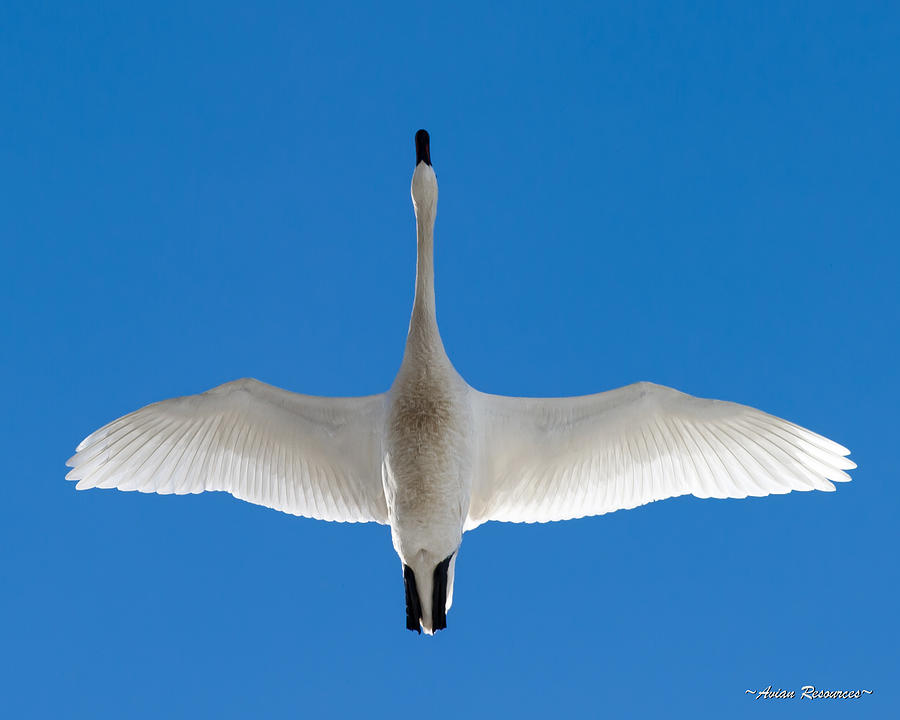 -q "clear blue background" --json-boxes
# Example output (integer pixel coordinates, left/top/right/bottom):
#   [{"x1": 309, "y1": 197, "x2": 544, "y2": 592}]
[{"x1": 2, "y1": 2, "x2": 897, "y2": 717}]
